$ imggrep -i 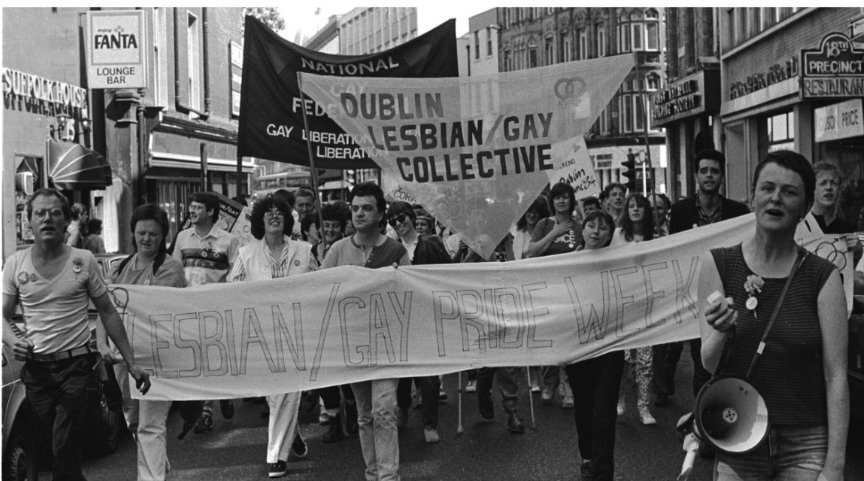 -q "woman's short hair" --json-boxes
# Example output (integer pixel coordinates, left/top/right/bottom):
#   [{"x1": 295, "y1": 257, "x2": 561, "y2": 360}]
[
  {"x1": 129, "y1": 204, "x2": 171, "y2": 255},
  {"x1": 320, "y1": 203, "x2": 348, "y2": 232},
  {"x1": 752, "y1": 150, "x2": 816, "y2": 206},
  {"x1": 71, "y1": 202, "x2": 87, "y2": 220},
  {"x1": 250, "y1": 195, "x2": 293, "y2": 240},
  {"x1": 581, "y1": 210, "x2": 616, "y2": 248},
  {"x1": 548, "y1": 182, "x2": 576, "y2": 214}
]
